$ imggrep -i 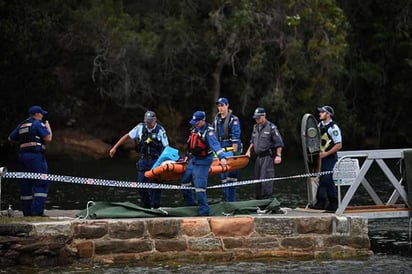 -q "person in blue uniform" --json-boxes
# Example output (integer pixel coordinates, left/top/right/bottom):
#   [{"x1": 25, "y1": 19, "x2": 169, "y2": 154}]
[
  {"x1": 109, "y1": 110, "x2": 169, "y2": 209},
  {"x1": 245, "y1": 107, "x2": 284, "y2": 199},
  {"x1": 8, "y1": 105, "x2": 52, "y2": 216},
  {"x1": 181, "y1": 111, "x2": 228, "y2": 216},
  {"x1": 313, "y1": 105, "x2": 342, "y2": 211},
  {"x1": 213, "y1": 97, "x2": 241, "y2": 202}
]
